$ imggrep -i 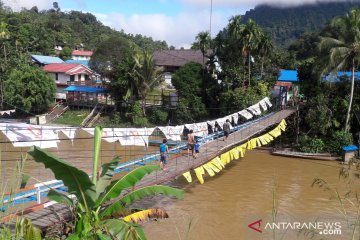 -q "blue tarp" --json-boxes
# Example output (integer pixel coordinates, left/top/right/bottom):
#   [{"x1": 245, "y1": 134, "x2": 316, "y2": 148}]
[
  {"x1": 65, "y1": 59, "x2": 90, "y2": 67},
  {"x1": 278, "y1": 70, "x2": 298, "y2": 82},
  {"x1": 64, "y1": 86, "x2": 108, "y2": 93},
  {"x1": 342, "y1": 145, "x2": 358, "y2": 151},
  {"x1": 324, "y1": 72, "x2": 360, "y2": 82},
  {"x1": 31, "y1": 55, "x2": 64, "y2": 64}
]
